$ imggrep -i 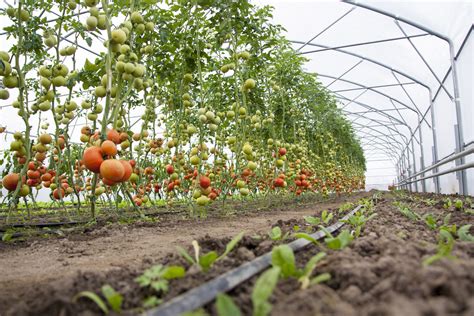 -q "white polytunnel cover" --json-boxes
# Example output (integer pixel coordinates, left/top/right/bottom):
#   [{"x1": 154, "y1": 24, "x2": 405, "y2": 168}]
[{"x1": 254, "y1": 0, "x2": 474, "y2": 195}]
